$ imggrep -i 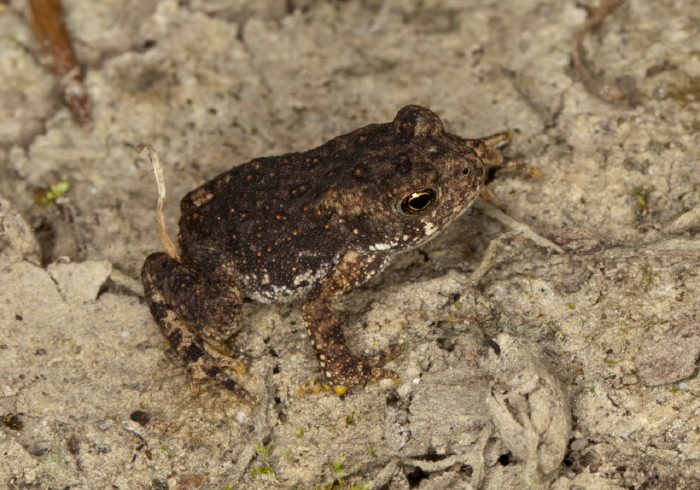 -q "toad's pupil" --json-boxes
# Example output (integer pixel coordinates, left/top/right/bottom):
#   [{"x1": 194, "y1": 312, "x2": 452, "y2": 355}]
[
  {"x1": 405, "y1": 191, "x2": 433, "y2": 211},
  {"x1": 409, "y1": 193, "x2": 430, "y2": 209}
]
